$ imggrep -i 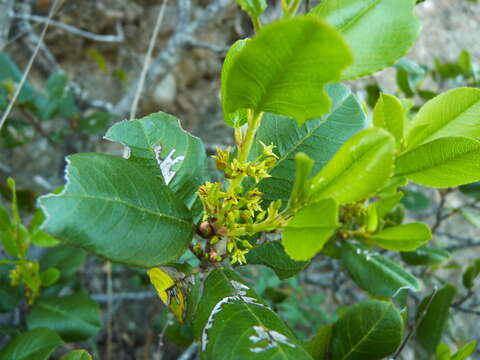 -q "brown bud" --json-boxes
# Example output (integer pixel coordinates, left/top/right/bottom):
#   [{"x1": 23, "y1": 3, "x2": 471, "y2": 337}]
[{"x1": 197, "y1": 221, "x2": 214, "y2": 238}]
